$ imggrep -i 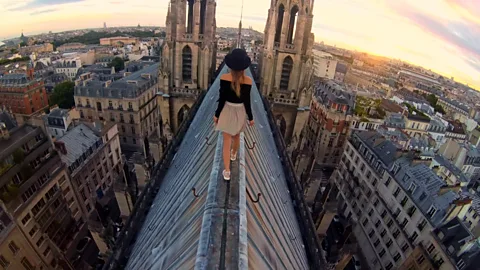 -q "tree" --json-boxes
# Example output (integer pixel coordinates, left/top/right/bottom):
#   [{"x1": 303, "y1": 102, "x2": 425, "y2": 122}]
[
  {"x1": 19, "y1": 42, "x2": 27, "y2": 47},
  {"x1": 50, "y1": 81, "x2": 75, "y2": 109},
  {"x1": 108, "y1": 57, "x2": 125, "y2": 72}
]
